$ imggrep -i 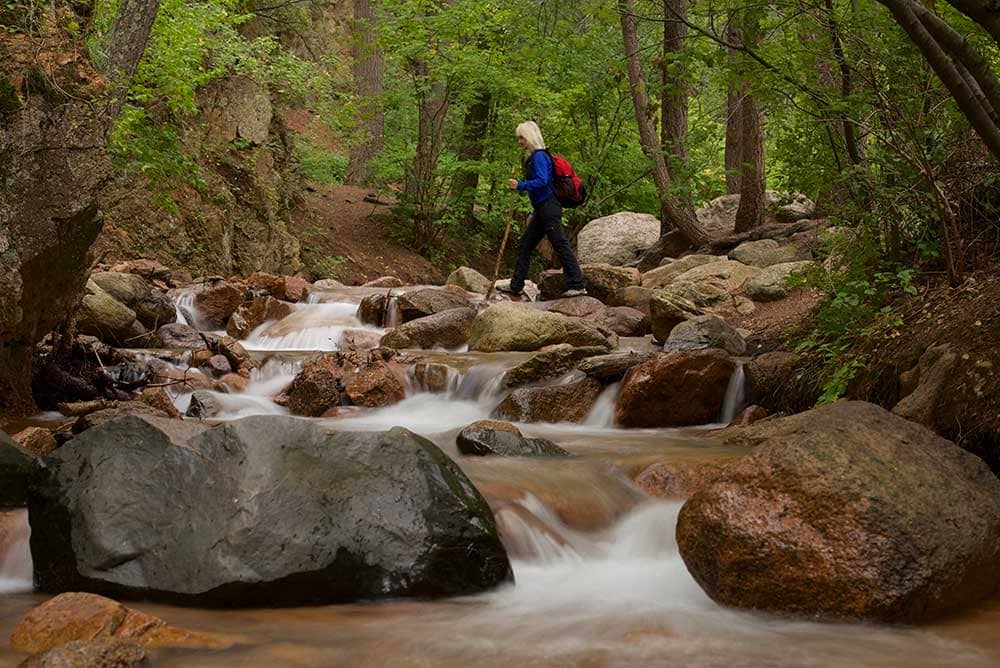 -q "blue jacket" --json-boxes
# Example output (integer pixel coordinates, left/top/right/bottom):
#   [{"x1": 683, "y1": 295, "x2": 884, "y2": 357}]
[{"x1": 517, "y1": 150, "x2": 556, "y2": 207}]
